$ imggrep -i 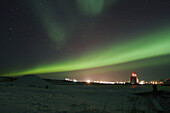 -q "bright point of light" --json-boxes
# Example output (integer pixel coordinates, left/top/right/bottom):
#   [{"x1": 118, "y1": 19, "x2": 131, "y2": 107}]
[
  {"x1": 86, "y1": 80, "x2": 91, "y2": 83},
  {"x1": 131, "y1": 73, "x2": 137, "y2": 77},
  {"x1": 139, "y1": 81, "x2": 145, "y2": 85},
  {"x1": 94, "y1": 81, "x2": 100, "y2": 83},
  {"x1": 137, "y1": 78, "x2": 139, "y2": 83},
  {"x1": 73, "y1": 79, "x2": 77, "y2": 82},
  {"x1": 132, "y1": 73, "x2": 135, "y2": 76},
  {"x1": 65, "y1": 78, "x2": 70, "y2": 81}
]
